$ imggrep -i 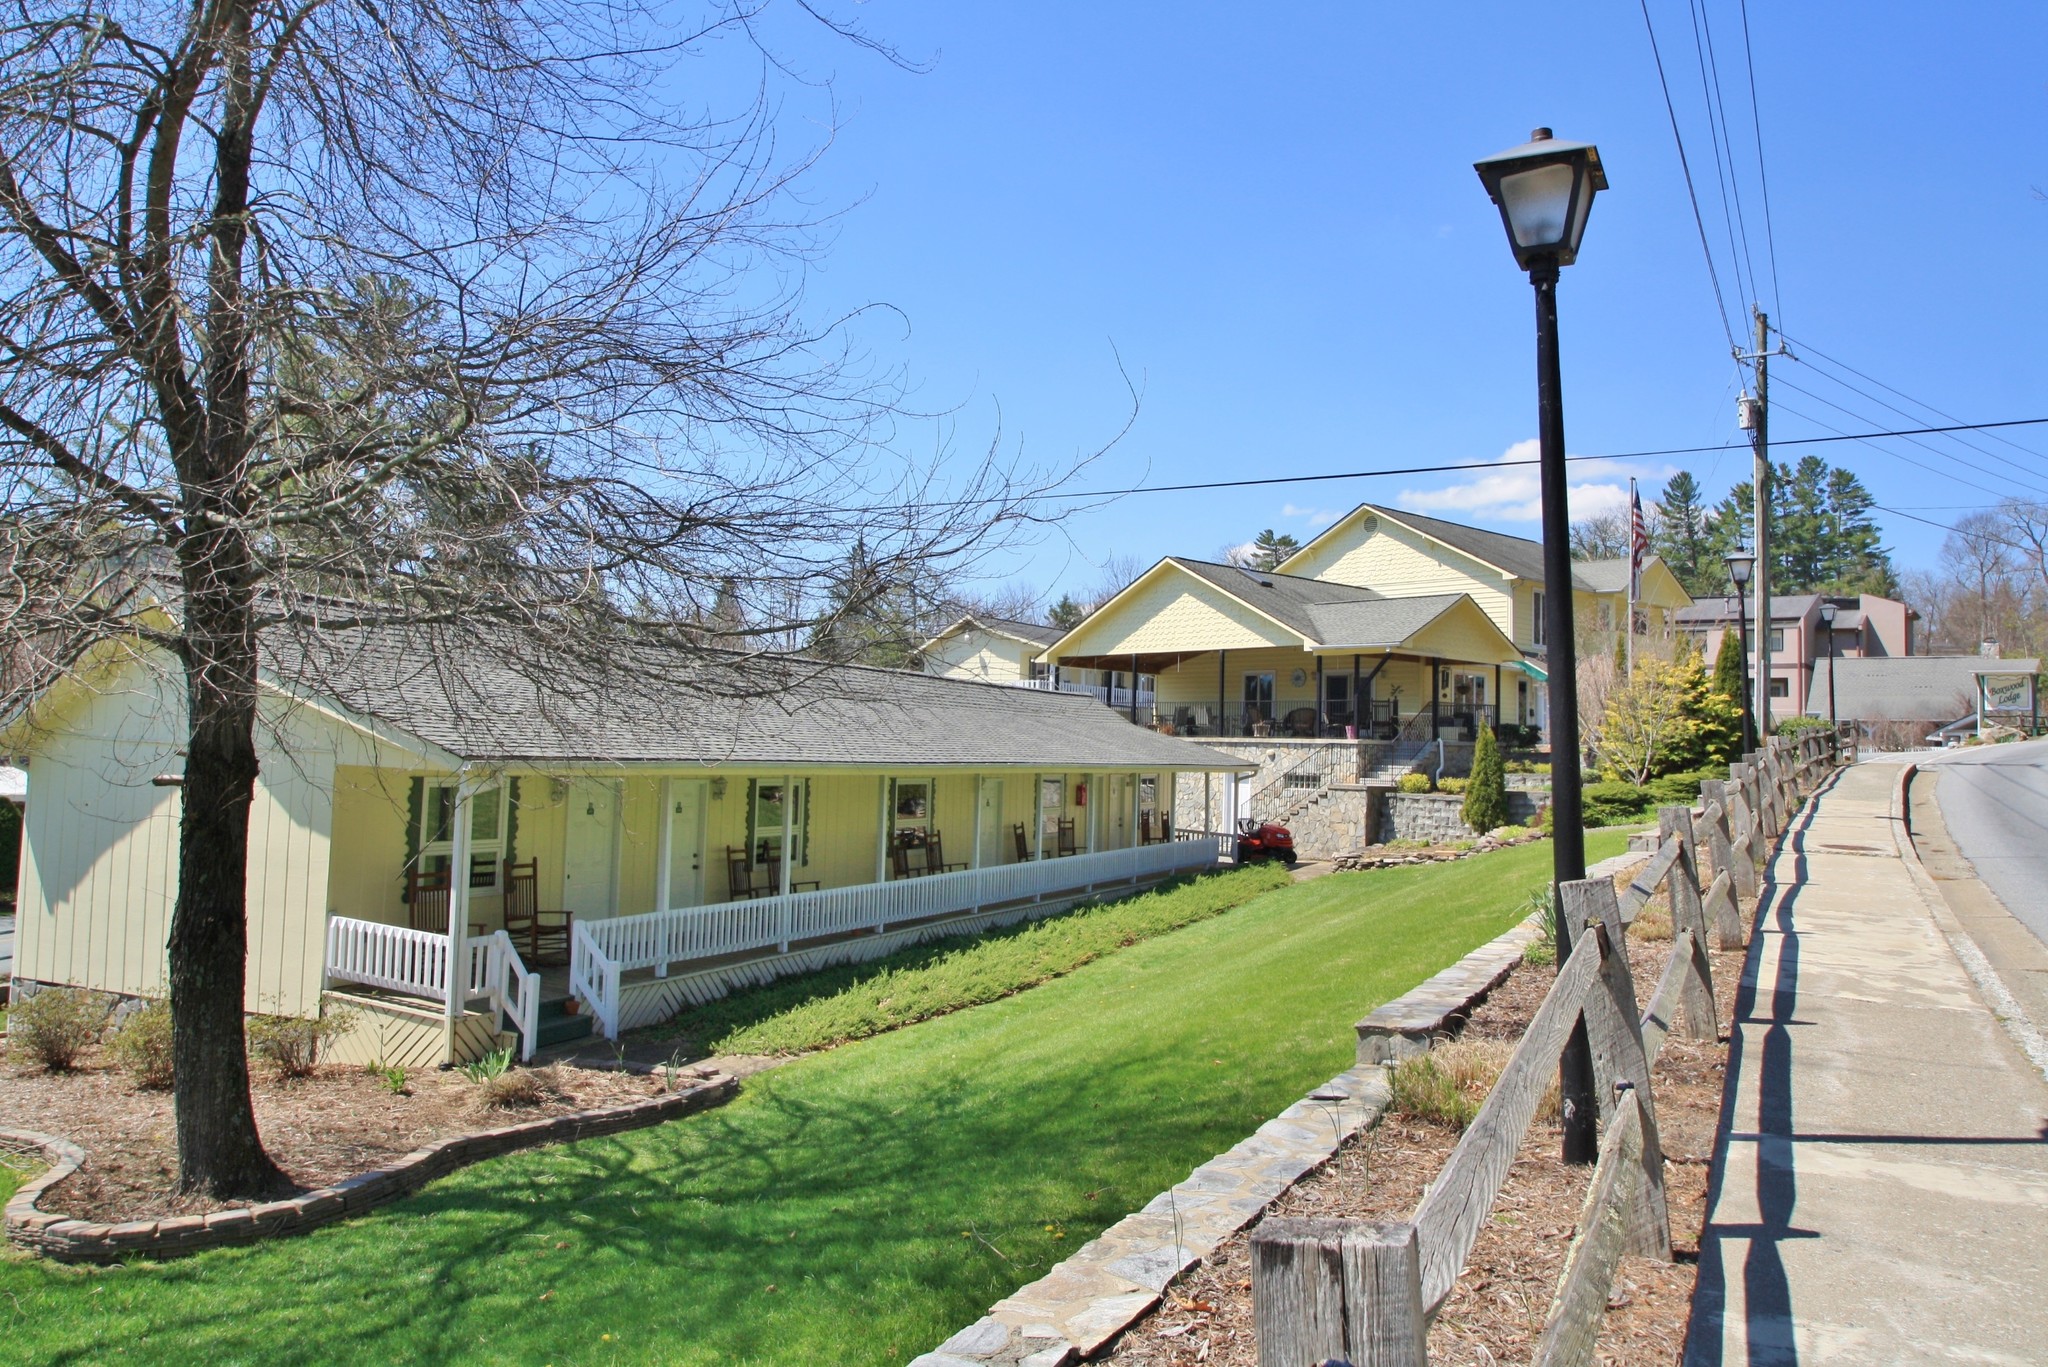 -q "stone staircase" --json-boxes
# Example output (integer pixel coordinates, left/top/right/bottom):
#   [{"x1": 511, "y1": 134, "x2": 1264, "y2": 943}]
[{"x1": 1361, "y1": 740, "x2": 1432, "y2": 783}]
